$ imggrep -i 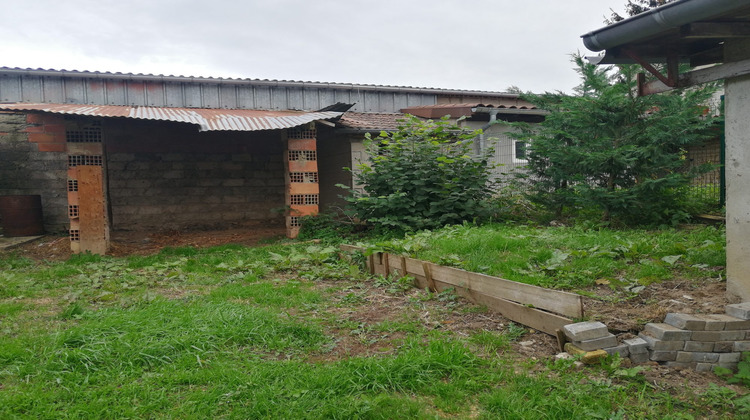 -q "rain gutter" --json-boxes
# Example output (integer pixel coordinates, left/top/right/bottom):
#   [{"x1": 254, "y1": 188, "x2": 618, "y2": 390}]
[{"x1": 581, "y1": 0, "x2": 749, "y2": 52}]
